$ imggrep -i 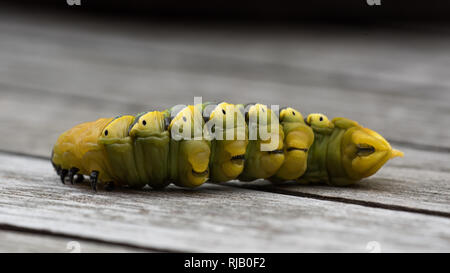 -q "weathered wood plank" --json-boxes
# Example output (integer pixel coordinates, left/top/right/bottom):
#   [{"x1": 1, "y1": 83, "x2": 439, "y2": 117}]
[
  {"x1": 0, "y1": 10, "x2": 449, "y2": 156},
  {"x1": 228, "y1": 145, "x2": 450, "y2": 214},
  {"x1": 0, "y1": 230, "x2": 147, "y2": 253},
  {"x1": 0, "y1": 153, "x2": 449, "y2": 252}
]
